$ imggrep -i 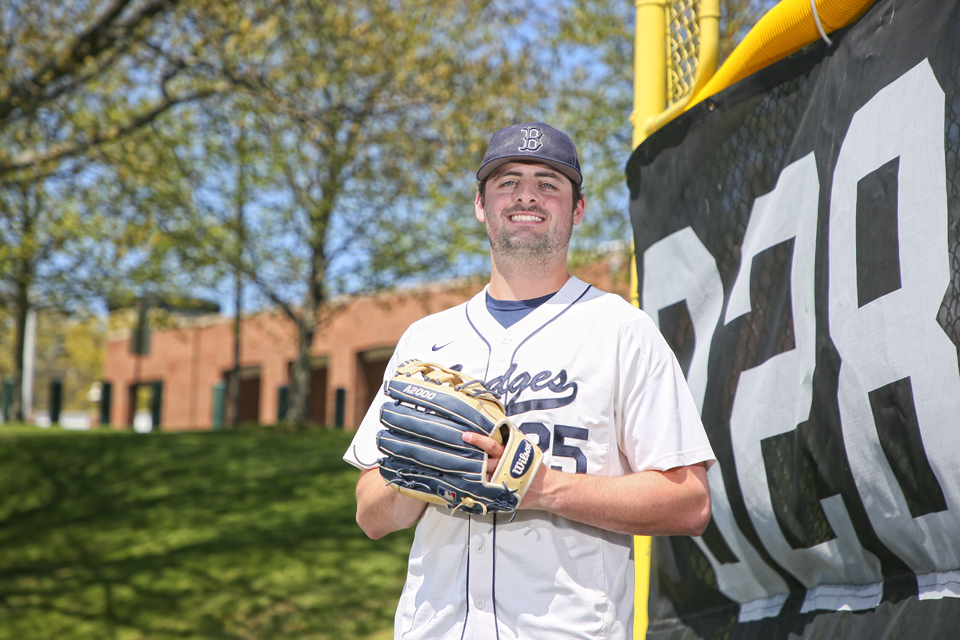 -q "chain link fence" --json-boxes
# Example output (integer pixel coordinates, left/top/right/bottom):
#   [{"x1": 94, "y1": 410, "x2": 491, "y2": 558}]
[{"x1": 667, "y1": 0, "x2": 703, "y2": 106}]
